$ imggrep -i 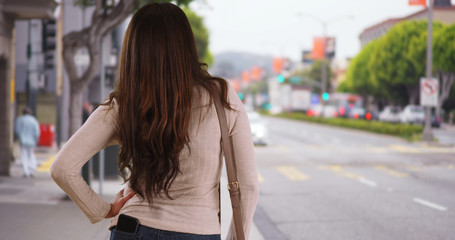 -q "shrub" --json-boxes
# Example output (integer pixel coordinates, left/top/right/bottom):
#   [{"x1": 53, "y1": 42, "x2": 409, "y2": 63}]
[{"x1": 264, "y1": 112, "x2": 423, "y2": 141}]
